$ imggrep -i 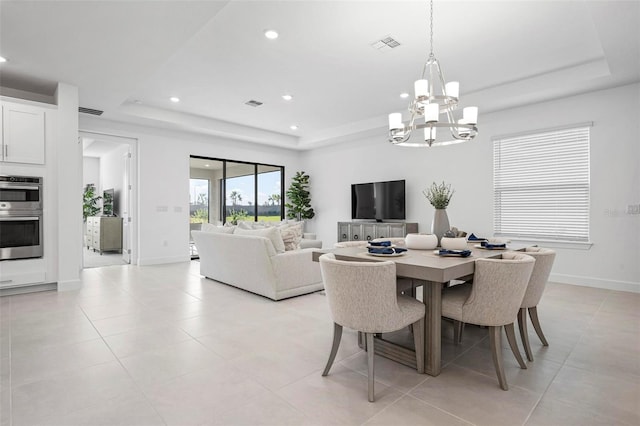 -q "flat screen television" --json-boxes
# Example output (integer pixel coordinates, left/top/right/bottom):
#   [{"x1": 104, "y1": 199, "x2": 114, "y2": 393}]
[{"x1": 351, "y1": 179, "x2": 406, "y2": 221}]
